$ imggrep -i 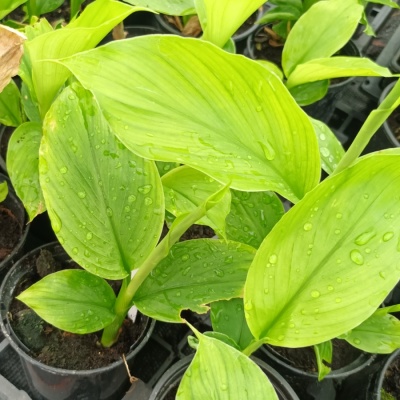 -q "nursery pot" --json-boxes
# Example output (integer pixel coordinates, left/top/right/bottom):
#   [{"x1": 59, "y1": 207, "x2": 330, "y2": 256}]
[
  {"x1": 364, "y1": 80, "x2": 399, "y2": 153},
  {"x1": 0, "y1": 242, "x2": 155, "y2": 400},
  {"x1": 369, "y1": 349, "x2": 400, "y2": 399},
  {"x1": 148, "y1": 354, "x2": 300, "y2": 400},
  {"x1": 260, "y1": 343, "x2": 377, "y2": 400},
  {"x1": 0, "y1": 173, "x2": 29, "y2": 281}
]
